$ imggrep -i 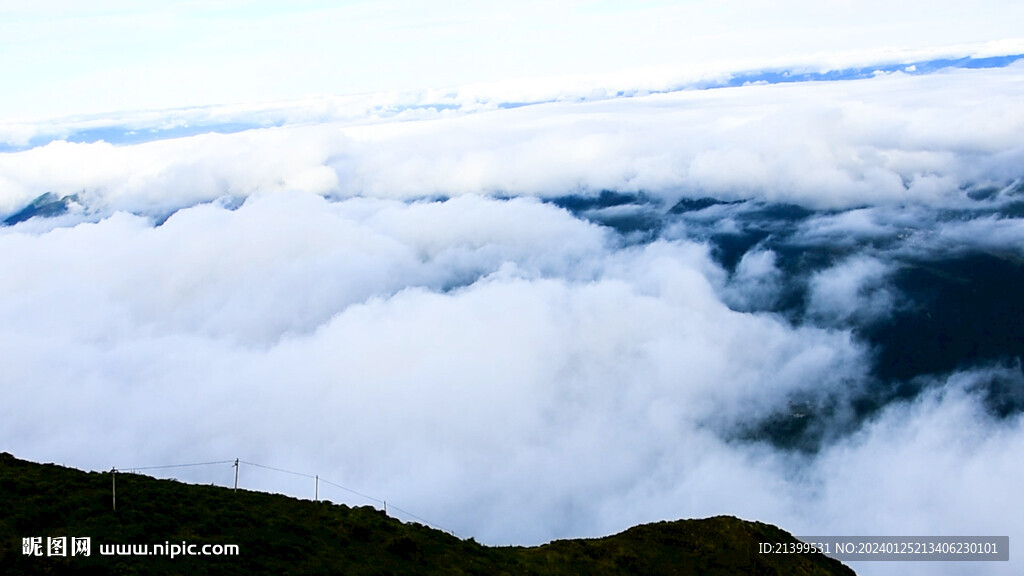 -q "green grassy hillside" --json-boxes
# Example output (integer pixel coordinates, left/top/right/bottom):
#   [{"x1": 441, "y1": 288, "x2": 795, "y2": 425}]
[{"x1": 0, "y1": 452, "x2": 854, "y2": 575}]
